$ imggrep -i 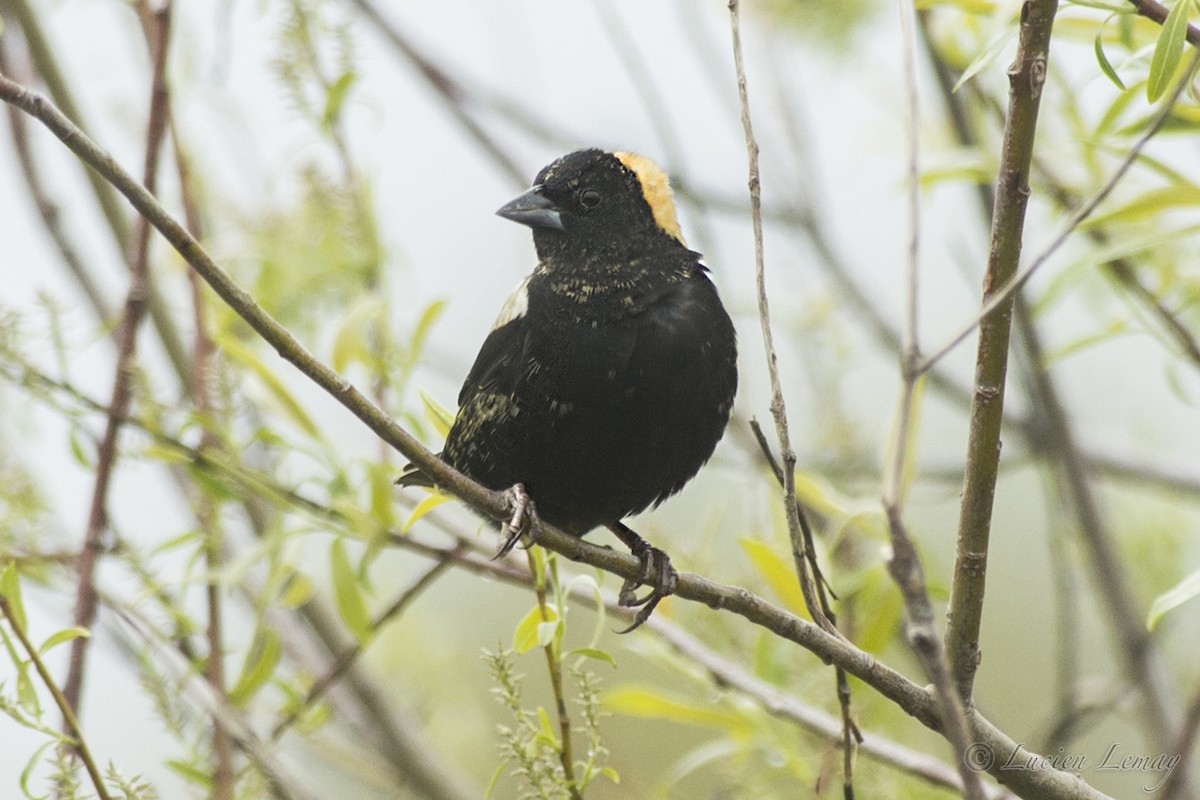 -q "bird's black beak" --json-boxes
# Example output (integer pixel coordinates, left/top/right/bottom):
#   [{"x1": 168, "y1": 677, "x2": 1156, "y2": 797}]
[{"x1": 496, "y1": 185, "x2": 566, "y2": 231}]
